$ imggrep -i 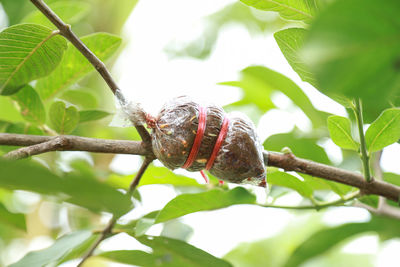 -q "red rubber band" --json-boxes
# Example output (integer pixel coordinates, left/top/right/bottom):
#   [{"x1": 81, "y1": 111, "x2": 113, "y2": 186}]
[
  {"x1": 205, "y1": 116, "x2": 230, "y2": 170},
  {"x1": 200, "y1": 170, "x2": 209, "y2": 183},
  {"x1": 182, "y1": 106, "x2": 207, "y2": 169}
]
